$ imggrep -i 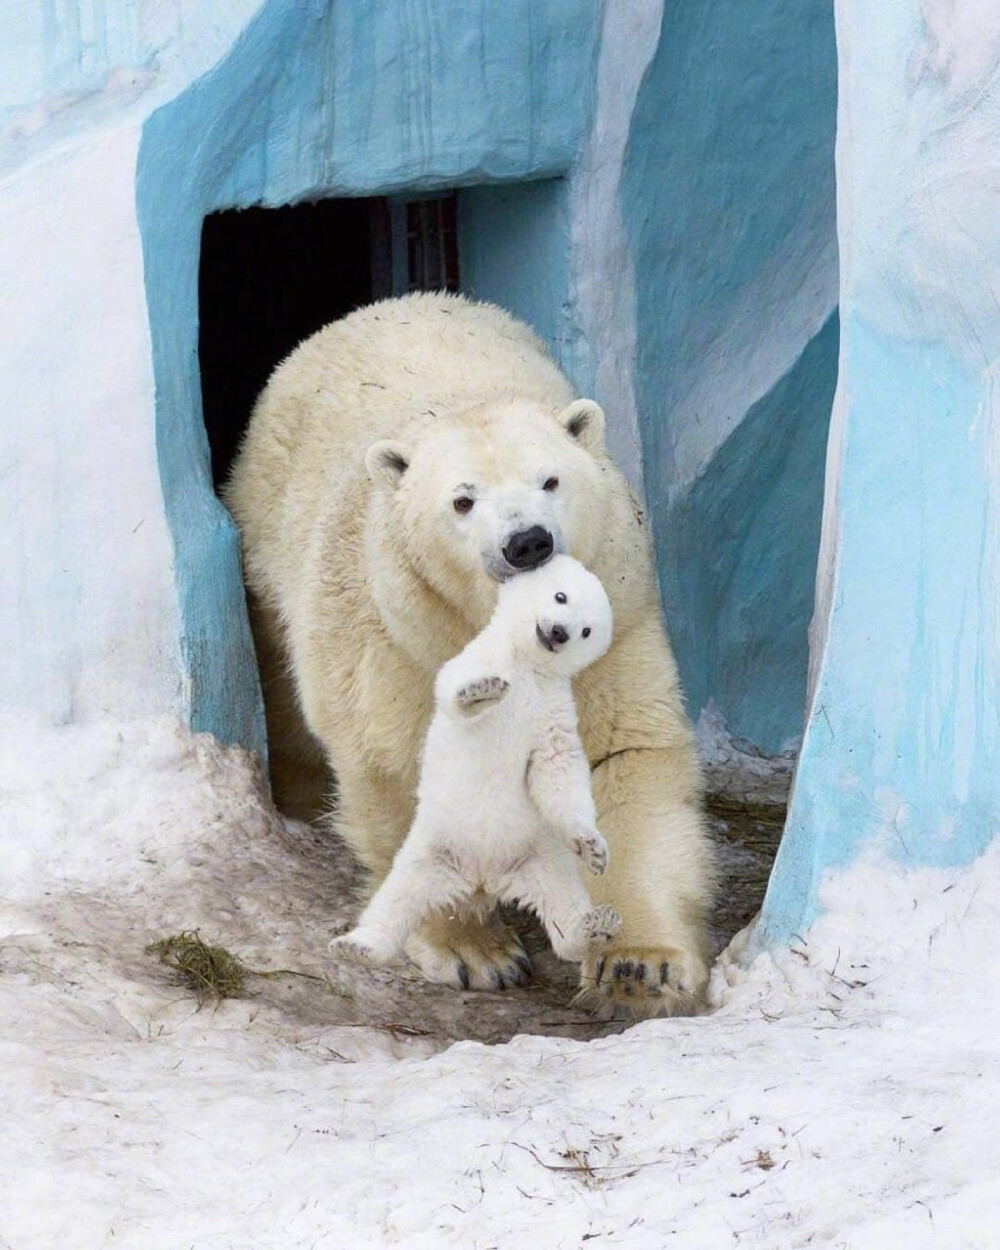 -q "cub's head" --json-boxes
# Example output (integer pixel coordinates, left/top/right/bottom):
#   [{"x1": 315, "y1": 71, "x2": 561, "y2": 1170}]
[
  {"x1": 364, "y1": 399, "x2": 608, "y2": 625},
  {"x1": 497, "y1": 554, "x2": 613, "y2": 678}
]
